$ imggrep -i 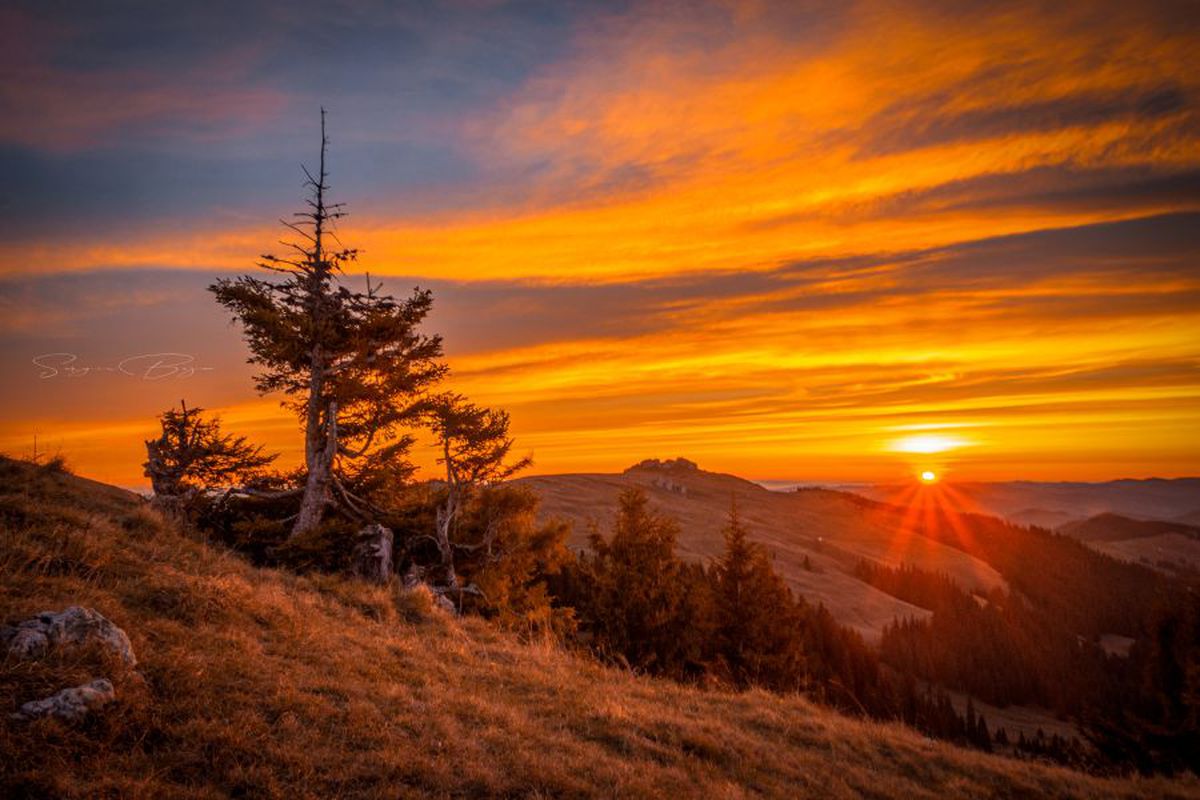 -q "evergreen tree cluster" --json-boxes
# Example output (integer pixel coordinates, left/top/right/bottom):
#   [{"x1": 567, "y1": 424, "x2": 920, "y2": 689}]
[
  {"x1": 860, "y1": 560, "x2": 1107, "y2": 710},
  {"x1": 551, "y1": 489, "x2": 993, "y2": 748},
  {"x1": 1086, "y1": 589, "x2": 1200, "y2": 774},
  {"x1": 858, "y1": 559, "x2": 1200, "y2": 773},
  {"x1": 152, "y1": 114, "x2": 558, "y2": 619},
  {"x1": 908, "y1": 507, "x2": 1169, "y2": 637}
]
